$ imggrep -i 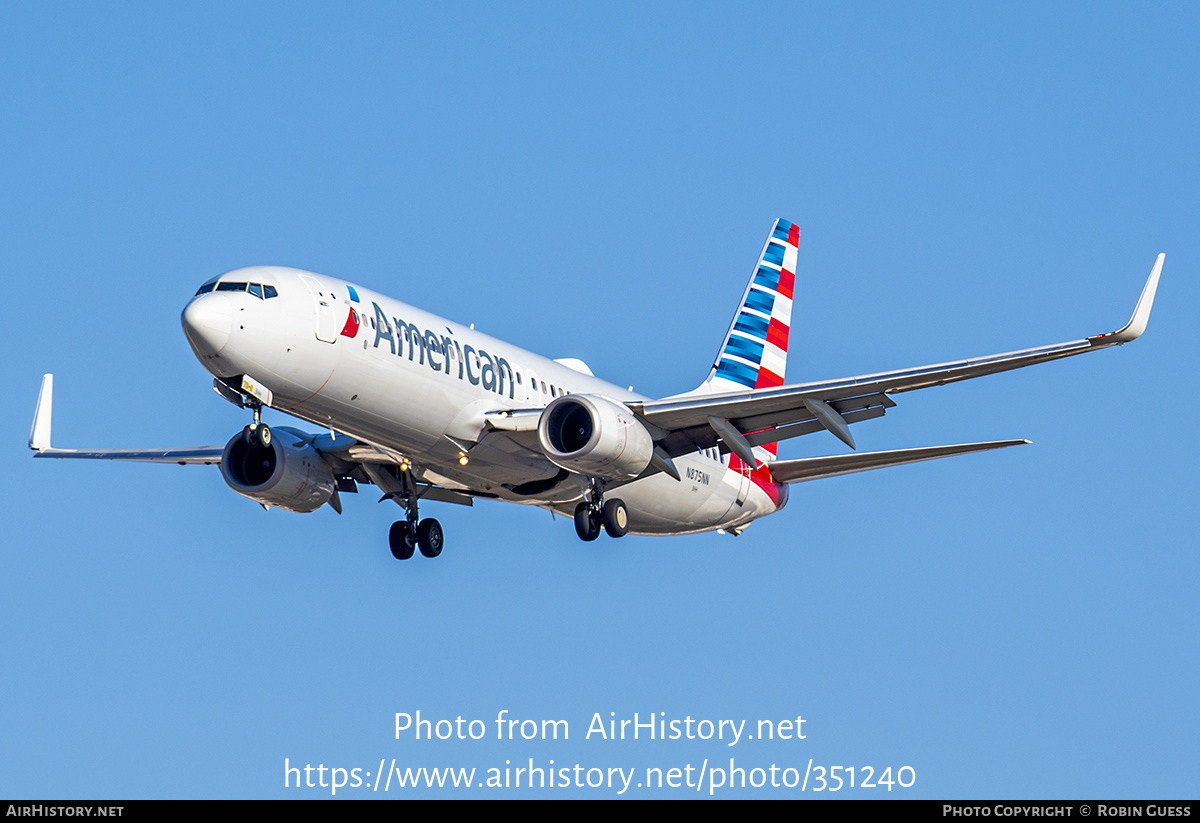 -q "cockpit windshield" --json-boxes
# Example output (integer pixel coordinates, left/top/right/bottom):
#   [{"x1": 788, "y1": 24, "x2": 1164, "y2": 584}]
[{"x1": 194, "y1": 281, "x2": 279, "y2": 298}]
